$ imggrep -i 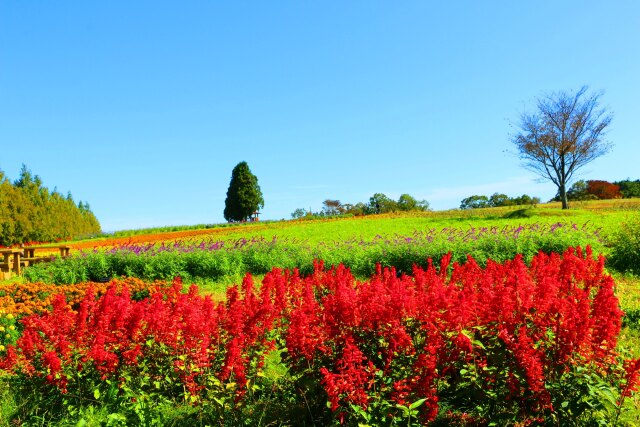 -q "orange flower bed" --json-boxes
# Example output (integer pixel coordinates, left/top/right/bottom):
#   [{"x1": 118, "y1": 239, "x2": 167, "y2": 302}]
[
  {"x1": 70, "y1": 216, "x2": 377, "y2": 251},
  {"x1": 69, "y1": 225, "x2": 269, "y2": 250},
  {"x1": 0, "y1": 277, "x2": 167, "y2": 317}
]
